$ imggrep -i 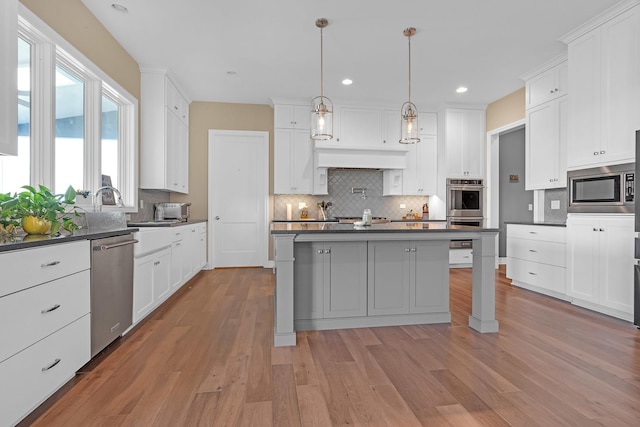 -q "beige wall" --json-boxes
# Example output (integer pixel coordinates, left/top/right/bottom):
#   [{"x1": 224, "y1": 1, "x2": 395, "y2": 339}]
[
  {"x1": 170, "y1": 102, "x2": 274, "y2": 220},
  {"x1": 20, "y1": 0, "x2": 140, "y2": 99},
  {"x1": 486, "y1": 87, "x2": 525, "y2": 132}
]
